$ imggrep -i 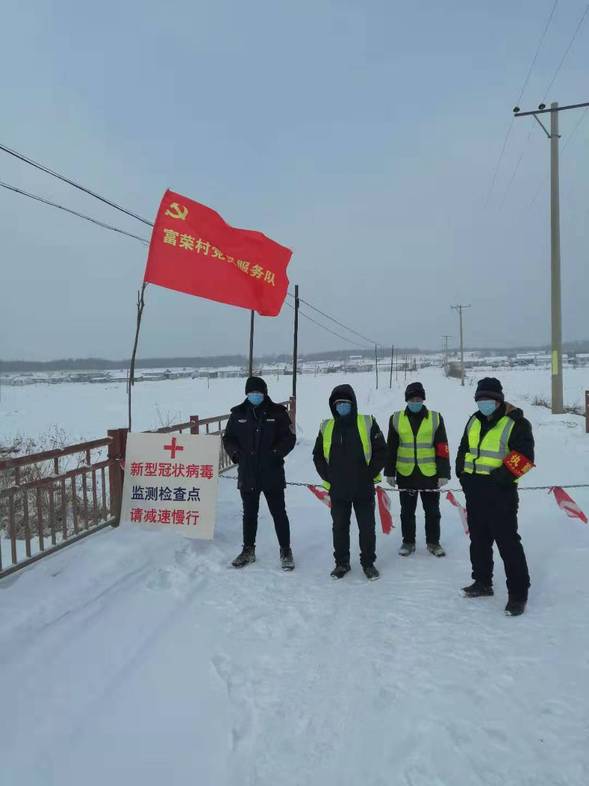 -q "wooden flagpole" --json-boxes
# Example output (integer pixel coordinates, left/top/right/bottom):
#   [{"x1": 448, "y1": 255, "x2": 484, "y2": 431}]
[{"x1": 128, "y1": 282, "x2": 147, "y2": 432}]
